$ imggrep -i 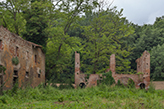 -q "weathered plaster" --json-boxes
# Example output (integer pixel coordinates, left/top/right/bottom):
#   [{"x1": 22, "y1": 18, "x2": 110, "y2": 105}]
[{"x1": 0, "y1": 26, "x2": 45, "y2": 90}]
